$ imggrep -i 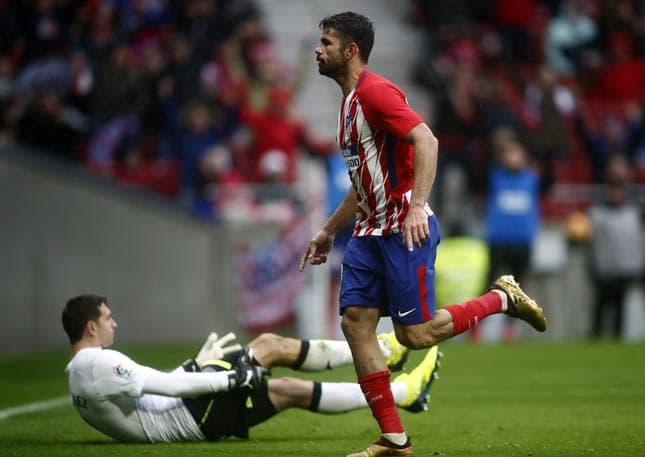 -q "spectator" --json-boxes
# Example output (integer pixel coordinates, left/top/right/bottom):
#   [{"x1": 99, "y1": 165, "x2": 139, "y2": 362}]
[
  {"x1": 177, "y1": 0, "x2": 259, "y2": 65},
  {"x1": 430, "y1": 36, "x2": 486, "y2": 227},
  {"x1": 17, "y1": 0, "x2": 77, "y2": 65},
  {"x1": 596, "y1": 1, "x2": 644, "y2": 58},
  {"x1": 112, "y1": 139, "x2": 154, "y2": 190},
  {"x1": 544, "y1": 0, "x2": 598, "y2": 77},
  {"x1": 483, "y1": 128, "x2": 541, "y2": 341},
  {"x1": 576, "y1": 102, "x2": 644, "y2": 183},
  {"x1": 250, "y1": 149, "x2": 302, "y2": 224},
  {"x1": 16, "y1": 89, "x2": 86, "y2": 160},
  {"x1": 219, "y1": 21, "x2": 285, "y2": 112},
  {"x1": 238, "y1": 85, "x2": 333, "y2": 184},
  {"x1": 192, "y1": 144, "x2": 254, "y2": 221},
  {"x1": 175, "y1": 98, "x2": 237, "y2": 203},
  {"x1": 588, "y1": 154, "x2": 644, "y2": 338},
  {"x1": 474, "y1": 71, "x2": 525, "y2": 147},
  {"x1": 493, "y1": 0, "x2": 538, "y2": 63},
  {"x1": 161, "y1": 36, "x2": 202, "y2": 106},
  {"x1": 90, "y1": 42, "x2": 148, "y2": 125},
  {"x1": 256, "y1": 149, "x2": 291, "y2": 197},
  {"x1": 597, "y1": 32, "x2": 644, "y2": 106},
  {"x1": 523, "y1": 63, "x2": 575, "y2": 190},
  {"x1": 155, "y1": 36, "x2": 203, "y2": 161},
  {"x1": 0, "y1": 55, "x2": 16, "y2": 100},
  {"x1": 67, "y1": 49, "x2": 94, "y2": 115},
  {"x1": 14, "y1": 55, "x2": 71, "y2": 103},
  {"x1": 81, "y1": 1, "x2": 122, "y2": 56},
  {"x1": 86, "y1": 114, "x2": 141, "y2": 174},
  {"x1": 0, "y1": 94, "x2": 21, "y2": 146}
]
